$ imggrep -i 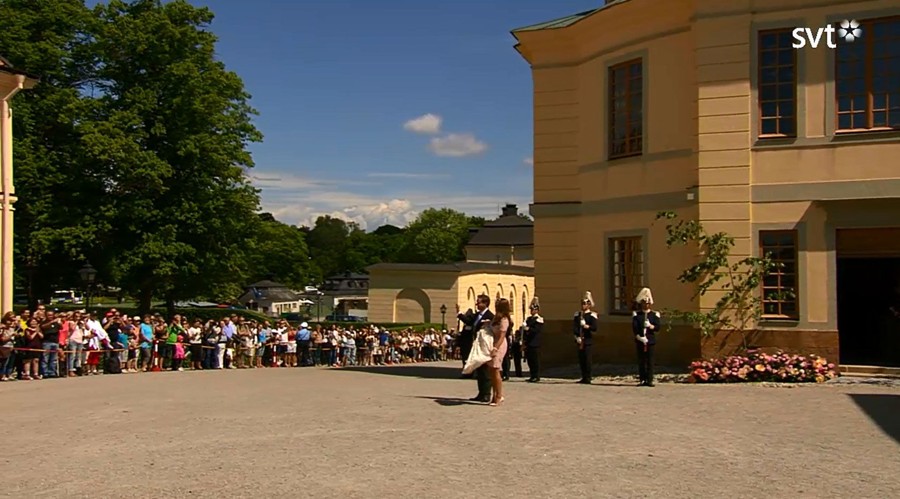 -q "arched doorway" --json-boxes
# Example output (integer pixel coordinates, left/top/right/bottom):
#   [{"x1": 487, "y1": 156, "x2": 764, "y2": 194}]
[{"x1": 394, "y1": 288, "x2": 431, "y2": 323}]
